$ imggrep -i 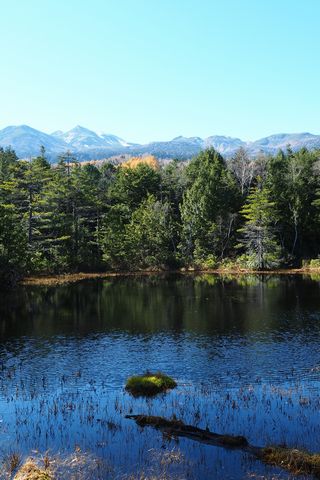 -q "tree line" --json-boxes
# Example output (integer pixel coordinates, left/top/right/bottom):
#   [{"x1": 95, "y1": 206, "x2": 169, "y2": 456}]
[{"x1": 0, "y1": 145, "x2": 320, "y2": 284}]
